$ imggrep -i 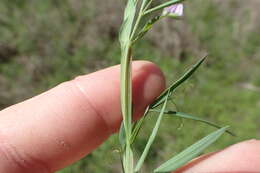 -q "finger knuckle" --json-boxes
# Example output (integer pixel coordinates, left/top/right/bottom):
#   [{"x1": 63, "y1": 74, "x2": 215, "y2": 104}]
[{"x1": 0, "y1": 139, "x2": 51, "y2": 173}]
